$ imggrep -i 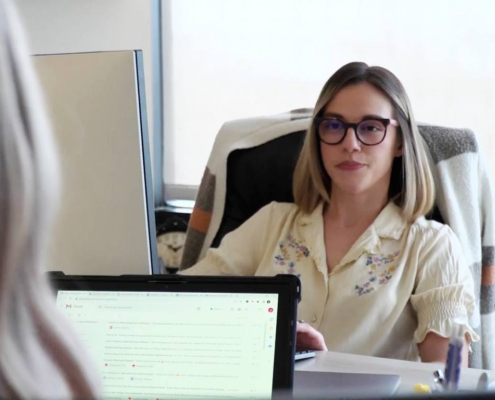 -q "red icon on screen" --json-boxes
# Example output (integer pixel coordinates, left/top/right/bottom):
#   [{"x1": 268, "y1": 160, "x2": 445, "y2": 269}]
[
  {"x1": 109, "y1": 326, "x2": 113, "y2": 329},
  {"x1": 268, "y1": 308, "x2": 273, "y2": 313},
  {"x1": 132, "y1": 364, "x2": 135, "y2": 367}
]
